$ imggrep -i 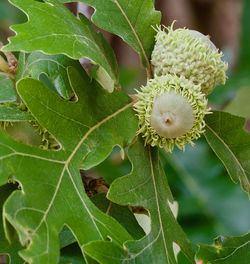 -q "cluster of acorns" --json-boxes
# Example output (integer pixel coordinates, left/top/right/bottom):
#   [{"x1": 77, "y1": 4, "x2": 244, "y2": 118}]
[{"x1": 134, "y1": 24, "x2": 228, "y2": 152}]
